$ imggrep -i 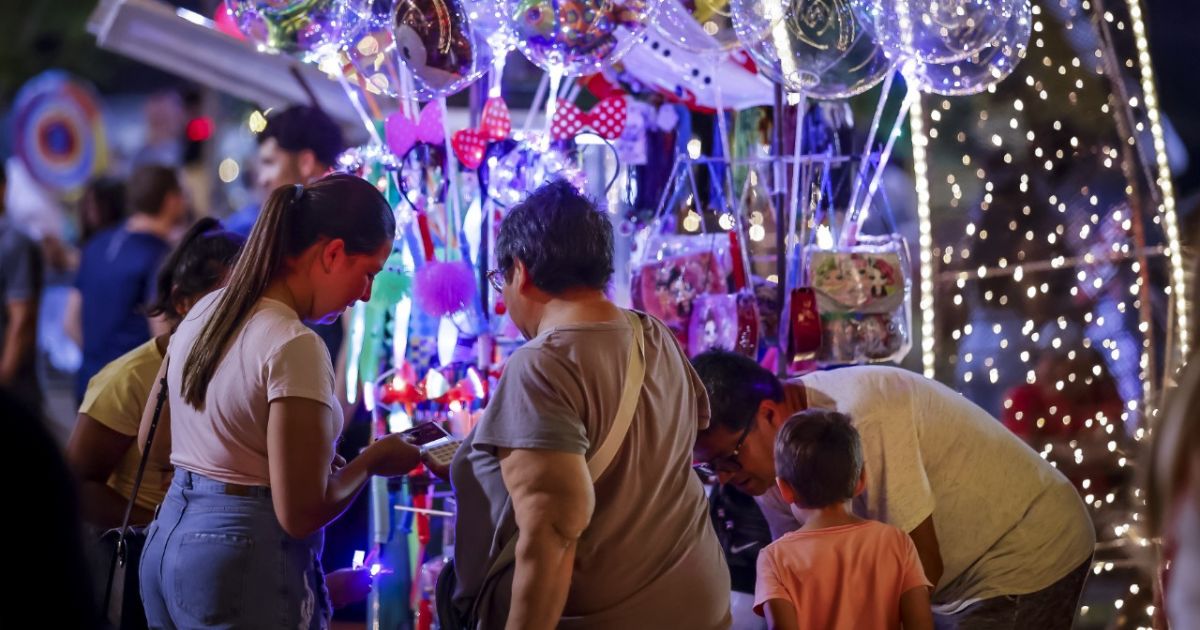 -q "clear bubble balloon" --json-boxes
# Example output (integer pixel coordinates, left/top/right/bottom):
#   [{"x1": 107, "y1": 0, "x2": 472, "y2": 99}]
[
  {"x1": 652, "y1": 0, "x2": 753, "y2": 55},
  {"x1": 463, "y1": 0, "x2": 516, "y2": 54},
  {"x1": 226, "y1": 0, "x2": 361, "y2": 59},
  {"x1": 505, "y1": 0, "x2": 662, "y2": 76},
  {"x1": 393, "y1": 0, "x2": 492, "y2": 98},
  {"x1": 866, "y1": 0, "x2": 1021, "y2": 64},
  {"x1": 908, "y1": 0, "x2": 1030, "y2": 96},
  {"x1": 344, "y1": 0, "x2": 404, "y2": 96},
  {"x1": 732, "y1": 0, "x2": 895, "y2": 99}
]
